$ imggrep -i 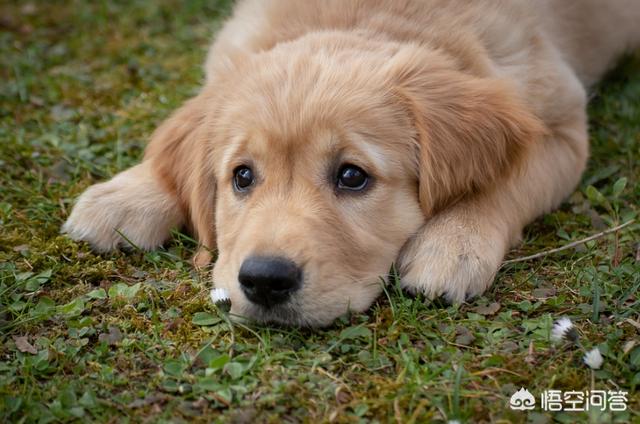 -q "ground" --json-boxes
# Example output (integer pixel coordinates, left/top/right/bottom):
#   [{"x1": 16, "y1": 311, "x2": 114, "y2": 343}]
[{"x1": 1, "y1": 1, "x2": 639, "y2": 423}]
